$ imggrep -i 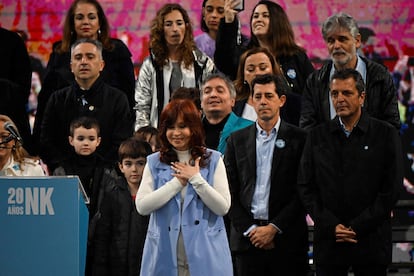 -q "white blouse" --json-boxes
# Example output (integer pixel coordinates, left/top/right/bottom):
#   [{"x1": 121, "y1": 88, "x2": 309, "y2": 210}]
[
  {"x1": 136, "y1": 149, "x2": 230, "y2": 216},
  {"x1": 0, "y1": 157, "x2": 45, "y2": 176}
]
